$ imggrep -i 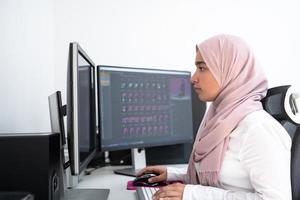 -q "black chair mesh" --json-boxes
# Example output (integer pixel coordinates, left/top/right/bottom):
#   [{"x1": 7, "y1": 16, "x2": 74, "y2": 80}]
[{"x1": 262, "y1": 85, "x2": 300, "y2": 200}]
